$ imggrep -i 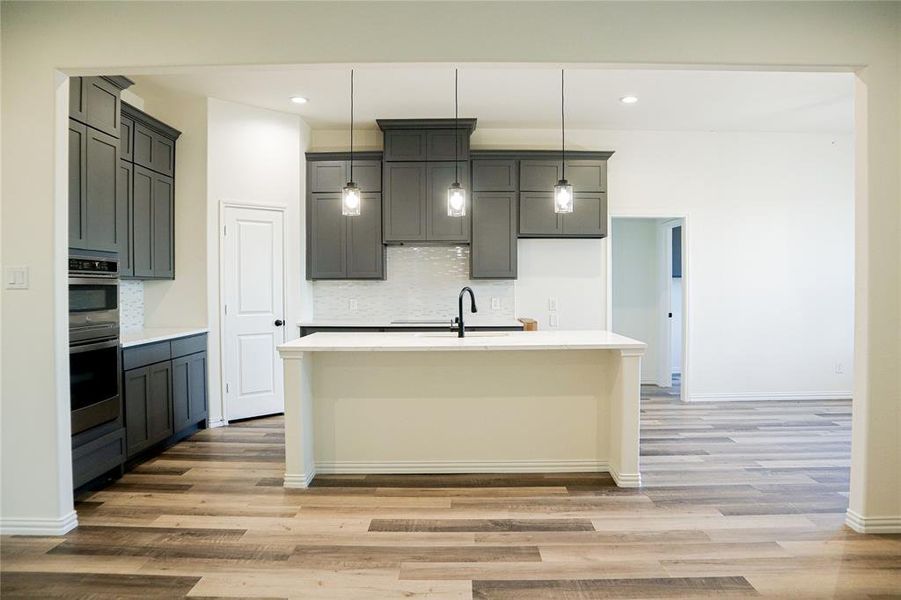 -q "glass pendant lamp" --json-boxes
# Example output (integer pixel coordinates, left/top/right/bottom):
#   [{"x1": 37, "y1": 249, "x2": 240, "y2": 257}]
[
  {"x1": 554, "y1": 69, "x2": 574, "y2": 214},
  {"x1": 342, "y1": 69, "x2": 361, "y2": 216},
  {"x1": 447, "y1": 68, "x2": 466, "y2": 217}
]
